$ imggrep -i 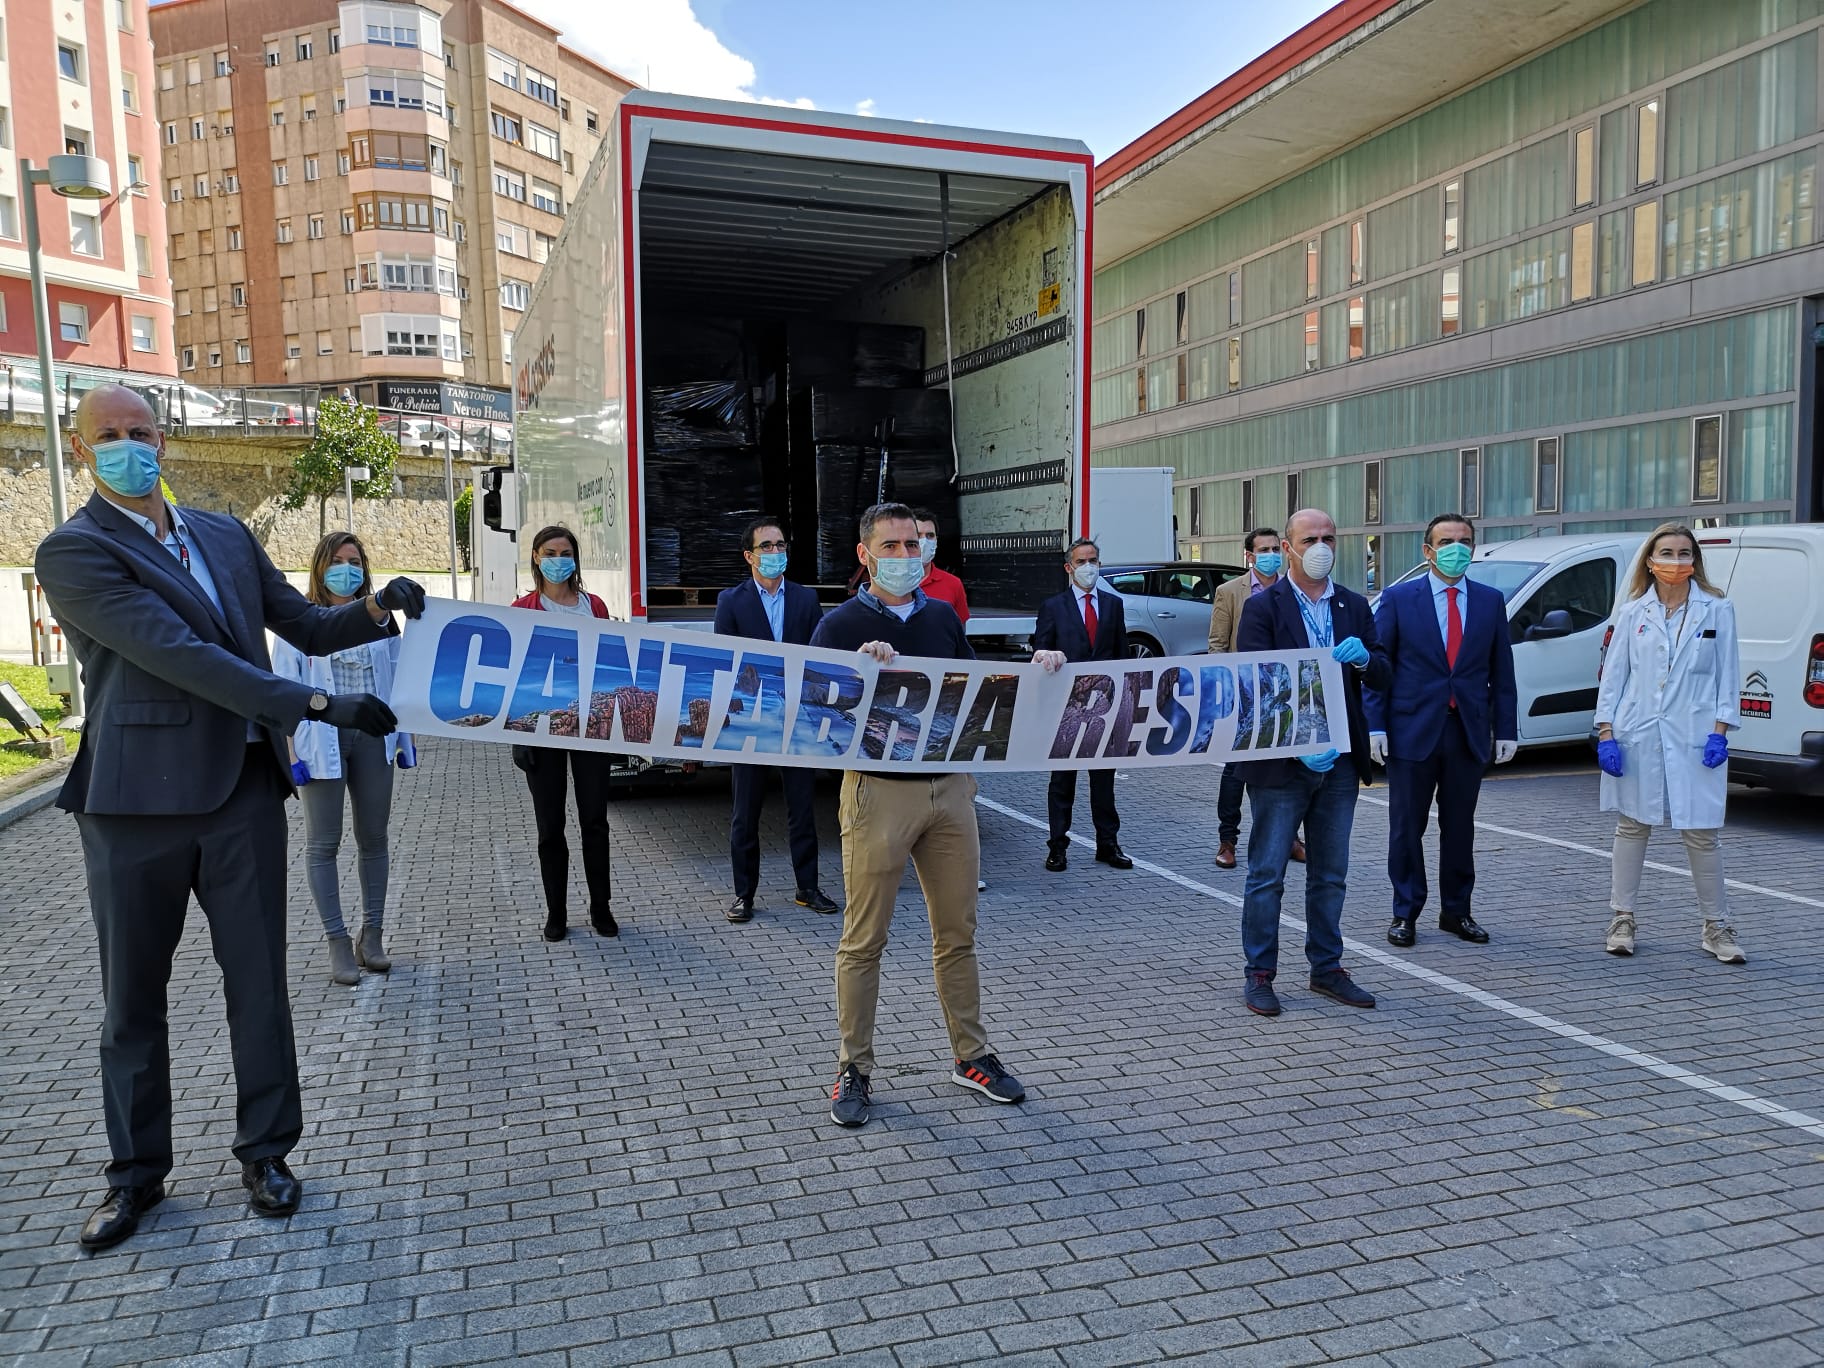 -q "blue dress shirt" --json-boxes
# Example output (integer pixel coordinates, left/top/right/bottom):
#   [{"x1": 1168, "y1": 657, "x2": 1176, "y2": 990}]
[{"x1": 754, "y1": 578, "x2": 785, "y2": 641}]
